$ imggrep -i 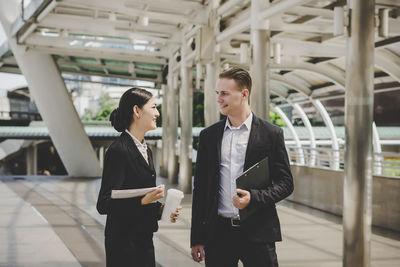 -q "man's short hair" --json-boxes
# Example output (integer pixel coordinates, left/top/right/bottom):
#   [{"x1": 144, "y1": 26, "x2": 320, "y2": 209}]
[{"x1": 219, "y1": 67, "x2": 252, "y2": 94}]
